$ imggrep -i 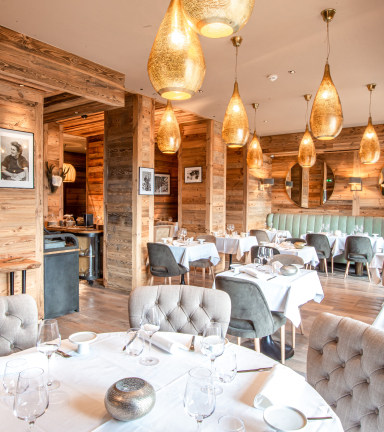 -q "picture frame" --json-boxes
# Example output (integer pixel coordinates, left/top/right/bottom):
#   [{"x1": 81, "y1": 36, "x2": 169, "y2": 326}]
[
  {"x1": 154, "y1": 173, "x2": 171, "y2": 195},
  {"x1": 0, "y1": 127, "x2": 34, "y2": 189},
  {"x1": 139, "y1": 167, "x2": 154, "y2": 195},
  {"x1": 184, "y1": 166, "x2": 202, "y2": 183}
]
